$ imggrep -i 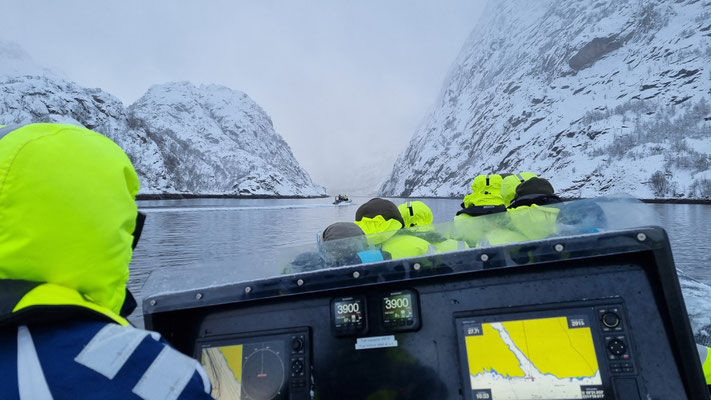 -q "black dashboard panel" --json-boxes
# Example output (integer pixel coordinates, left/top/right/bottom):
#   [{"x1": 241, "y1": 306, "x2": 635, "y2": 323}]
[{"x1": 144, "y1": 227, "x2": 709, "y2": 400}]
